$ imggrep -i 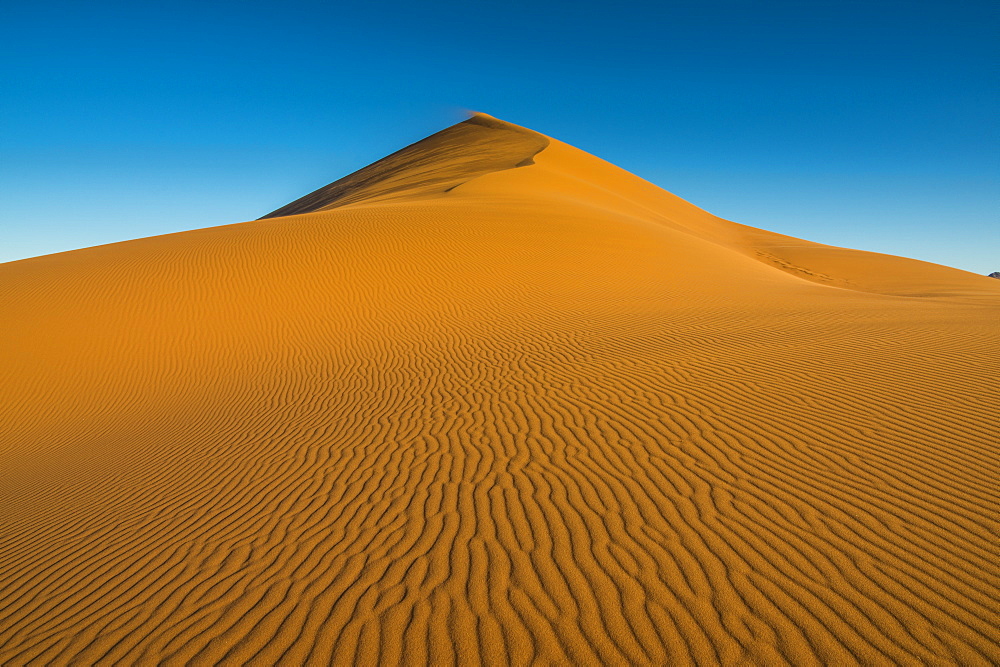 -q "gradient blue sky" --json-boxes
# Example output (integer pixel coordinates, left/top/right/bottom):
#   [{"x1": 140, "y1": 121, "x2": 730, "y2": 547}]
[{"x1": 2, "y1": 0, "x2": 997, "y2": 273}]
